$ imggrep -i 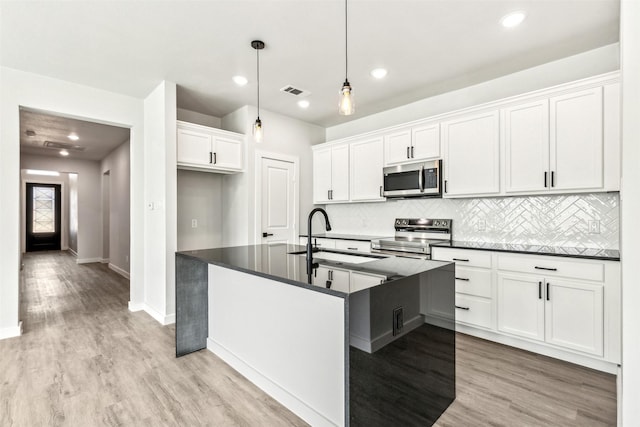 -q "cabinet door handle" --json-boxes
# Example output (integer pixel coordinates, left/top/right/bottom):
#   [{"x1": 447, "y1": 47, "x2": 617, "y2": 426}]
[
  {"x1": 544, "y1": 171, "x2": 548, "y2": 188},
  {"x1": 213, "y1": 152, "x2": 217, "y2": 164},
  {"x1": 538, "y1": 281, "x2": 542, "y2": 299},
  {"x1": 209, "y1": 152, "x2": 213, "y2": 164},
  {"x1": 452, "y1": 258, "x2": 469, "y2": 262},
  {"x1": 551, "y1": 171, "x2": 555, "y2": 187},
  {"x1": 330, "y1": 189, "x2": 333, "y2": 200},
  {"x1": 411, "y1": 145, "x2": 414, "y2": 158},
  {"x1": 347, "y1": 247, "x2": 358, "y2": 251},
  {"x1": 535, "y1": 266, "x2": 557, "y2": 271},
  {"x1": 455, "y1": 305, "x2": 470, "y2": 311},
  {"x1": 380, "y1": 185, "x2": 383, "y2": 197},
  {"x1": 407, "y1": 146, "x2": 410, "y2": 159},
  {"x1": 546, "y1": 282, "x2": 550, "y2": 301},
  {"x1": 326, "y1": 281, "x2": 332, "y2": 289},
  {"x1": 455, "y1": 277, "x2": 470, "y2": 281},
  {"x1": 444, "y1": 180, "x2": 448, "y2": 194}
]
